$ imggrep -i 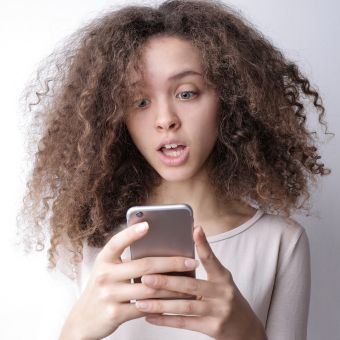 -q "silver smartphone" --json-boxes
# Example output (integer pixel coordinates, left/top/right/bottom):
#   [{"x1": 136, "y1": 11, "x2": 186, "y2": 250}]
[{"x1": 126, "y1": 204, "x2": 196, "y2": 285}]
